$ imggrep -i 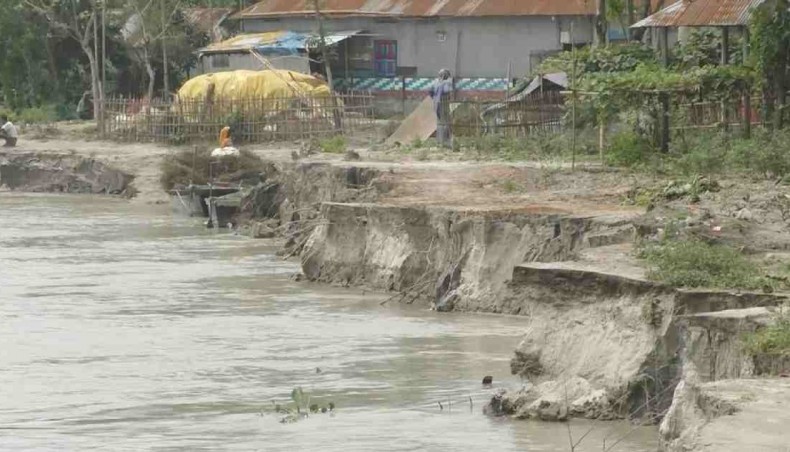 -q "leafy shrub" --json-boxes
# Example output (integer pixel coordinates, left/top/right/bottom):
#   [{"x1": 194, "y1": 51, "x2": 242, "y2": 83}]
[
  {"x1": 606, "y1": 129, "x2": 652, "y2": 167},
  {"x1": 639, "y1": 239, "x2": 772, "y2": 290},
  {"x1": 667, "y1": 129, "x2": 790, "y2": 179},
  {"x1": 319, "y1": 135, "x2": 348, "y2": 154},
  {"x1": 0, "y1": 106, "x2": 14, "y2": 121},
  {"x1": 537, "y1": 43, "x2": 657, "y2": 77},
  {"x1": 729, "y1": 129, "x2": 790, "y2": 178},
  {"x1": 742, "y1": 315, "x2": 790, "y2": 356},
  {"x1": 672, "y1": 29, "x2": 743, "y2": 69},
  {"x1": 17, "y1": 104, "x2": 59, "y2": 123}
]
